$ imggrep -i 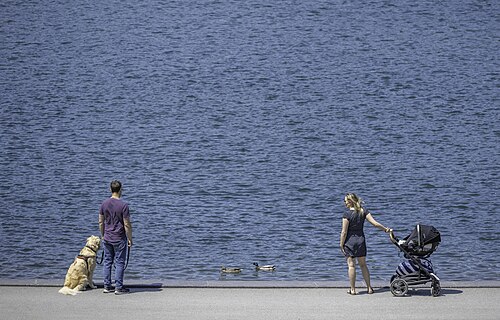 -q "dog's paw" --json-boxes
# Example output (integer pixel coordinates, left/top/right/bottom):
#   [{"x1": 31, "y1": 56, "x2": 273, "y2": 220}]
[{"x1": 89, "y1": 283, "x2": 97, "y2": 289}]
